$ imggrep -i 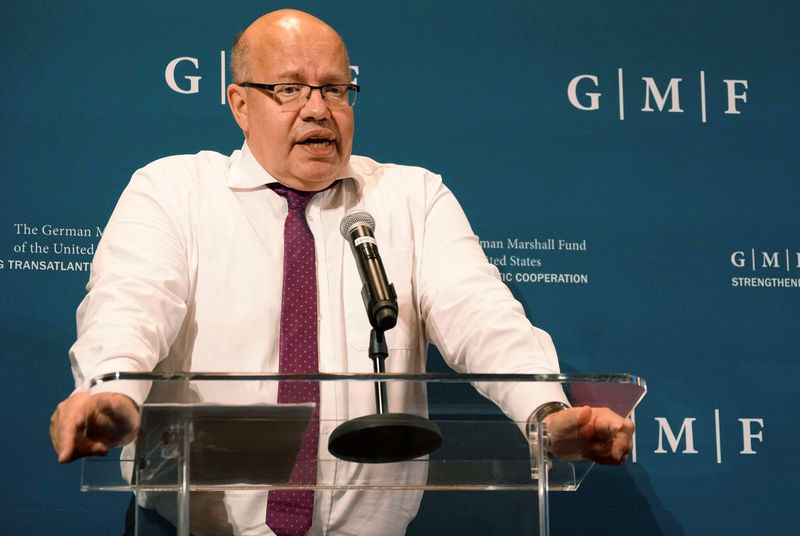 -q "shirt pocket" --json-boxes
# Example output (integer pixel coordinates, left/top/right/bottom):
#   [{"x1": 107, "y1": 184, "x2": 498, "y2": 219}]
[{"x1": 343, "y1": 247, "x2": 416, "y2": 352}]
